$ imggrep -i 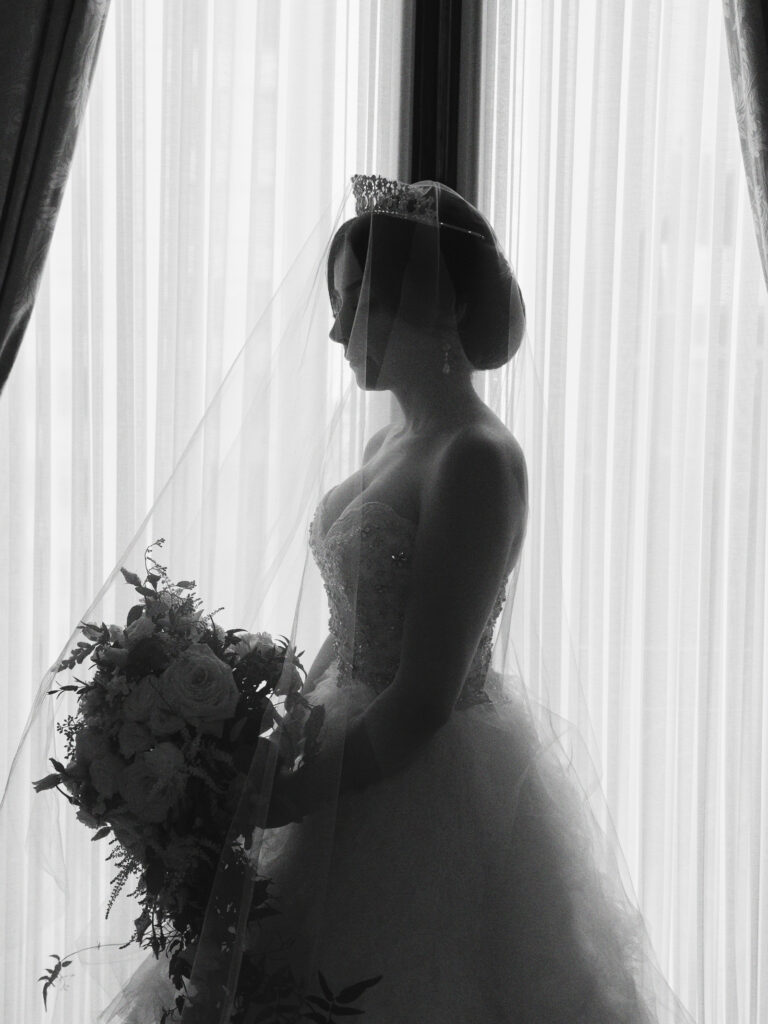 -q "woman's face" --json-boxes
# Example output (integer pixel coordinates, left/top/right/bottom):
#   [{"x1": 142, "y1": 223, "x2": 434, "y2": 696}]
[
  {"x1": 328, "y1": 235, "x2": 467, "y2": 390},
  {"x1": 328, "y1": 245, "x2": 392, "y2": 389}
]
